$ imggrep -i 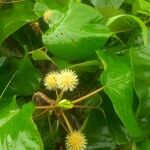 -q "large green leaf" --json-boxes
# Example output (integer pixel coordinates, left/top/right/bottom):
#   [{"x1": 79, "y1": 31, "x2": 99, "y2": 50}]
[
  {"x1": 101, "y1": 95, "x2": 131, "y2": 145},
  {"x1": 0, "y1": 0, "x2": 37, "y2": 45},
  {"x1": 130, "y1": 48, "x2": 150, "y2": 136},
  {"x1": 97, "y1": 51, "x2": 141, "y2": 138},
  {"x1": 106, "y1": 14, "x2": 147, "y2": 47},
  {"x1": 43, "y1": 3, "x2": 111, "y2": 60},
  {"x1": 0, "y1": 55, "x2": 41, "y2": 97},
  {"x1": 0, "y1": 97, "x2": 43, "y2": 150},
  {"x1": 83, "y1": 110, "x2": 115, "y2": 150}
]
